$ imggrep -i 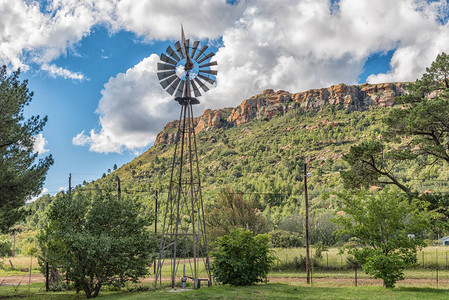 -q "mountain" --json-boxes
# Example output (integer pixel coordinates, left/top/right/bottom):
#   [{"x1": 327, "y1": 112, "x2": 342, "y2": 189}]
[
  {"x1": 26, "y1": 81, "x2": 449, "y2": 229},
  {"x1": 81, "y1": 82, "x2": 412, "y2": 207},
  {"x1": 155, "y1": 82, "x2": 405, "y2": 145}
]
